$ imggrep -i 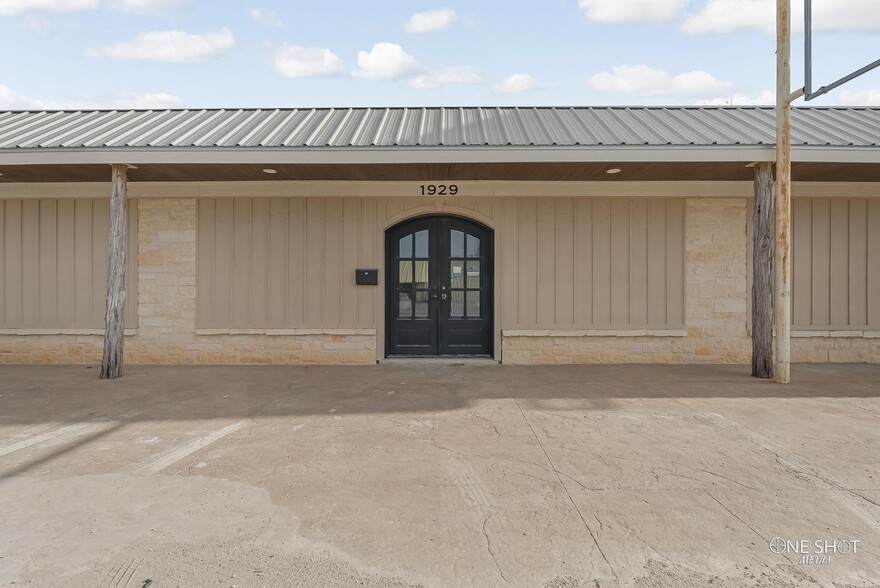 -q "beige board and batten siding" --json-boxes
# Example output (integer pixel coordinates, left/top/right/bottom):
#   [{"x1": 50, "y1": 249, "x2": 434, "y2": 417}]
[
  {"x1": 197, "y1": 197, "x2": 378, "y2": 329},
  {"x1": 196, "y1": 196, "x2": 686, "y2": 334},
  {"x1": 0, "y1": 198, "x2": 137, "y2": 330},
  {"x1": 792, "y1": 198, "x2": 880, "y2": 330},
  {"x1": 501, "y1": 198, "x2": 685, "y2": 330}
]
